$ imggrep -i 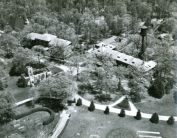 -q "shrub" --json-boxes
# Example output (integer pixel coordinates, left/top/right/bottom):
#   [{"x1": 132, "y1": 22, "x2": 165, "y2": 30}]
[
  {"x1": 78, "y1": 83, "x2": 93, "y2": 95},
  {"x1": 118, "y1": 109, "x2": 125, "y2": 117},
  {"x1": 117, "y1": 97, "x2": 130, "y2": 110},
  {"x1": 25, "y1": 100, "x2": 35, "y2": 107},
  {"x1": 5, "y1": 51, "x2": 14, "y2": 59},
  {"x1": 148, "y1": 79, "x2": 164, "y2": 99},
  {"x1": 149, "y1": 113, "x2": 159, "y2": 124},
  {"x1": 16, "y1": 75, "x2": 28, "y2": 88},
  {"x1": 134, "y1": 109, "x2": 141, "y2": 120},
  {"x1": 95, "y1": 94, "x2": 112, "y2": 102},
  {"x1": 0, "y1": 108, "x2": 15, "y2": 125},
  {"x1": 15, "y1": 107, "x2": 54, "y2": 125},
  {"x1": 88, "y1": 101, "x2": 95, "y2": 112},
  {"x1": 129, "y1": 89, "x2": 141, "y2": 103},
  {"x1": 104, "y1": 106, "x2": 110, "y2": 115},
  {"x1": 9, "y1": 63, "x2": 26, "y2": 76},
  {"x1": 76, "y1": 98, "x2": 82, "y2": 106},
  {"x1": 167, "y1": 116, "x2": 175, "y2": 125},
  {"x1": 0, "y1": 79, "x2": 7, "y2": 90},
  {"x1": 173, "y1": 92, "x2": 177, "y2": 104},
  {"x1": 36, "y1": 98, "x2": 65, "y2": 112},
  {"x1": 26, "y1": 61, "x2": 46, "y2": 69},
  {"x1": 0, "y1": 80, "x2": 3, "y2": 90}
]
